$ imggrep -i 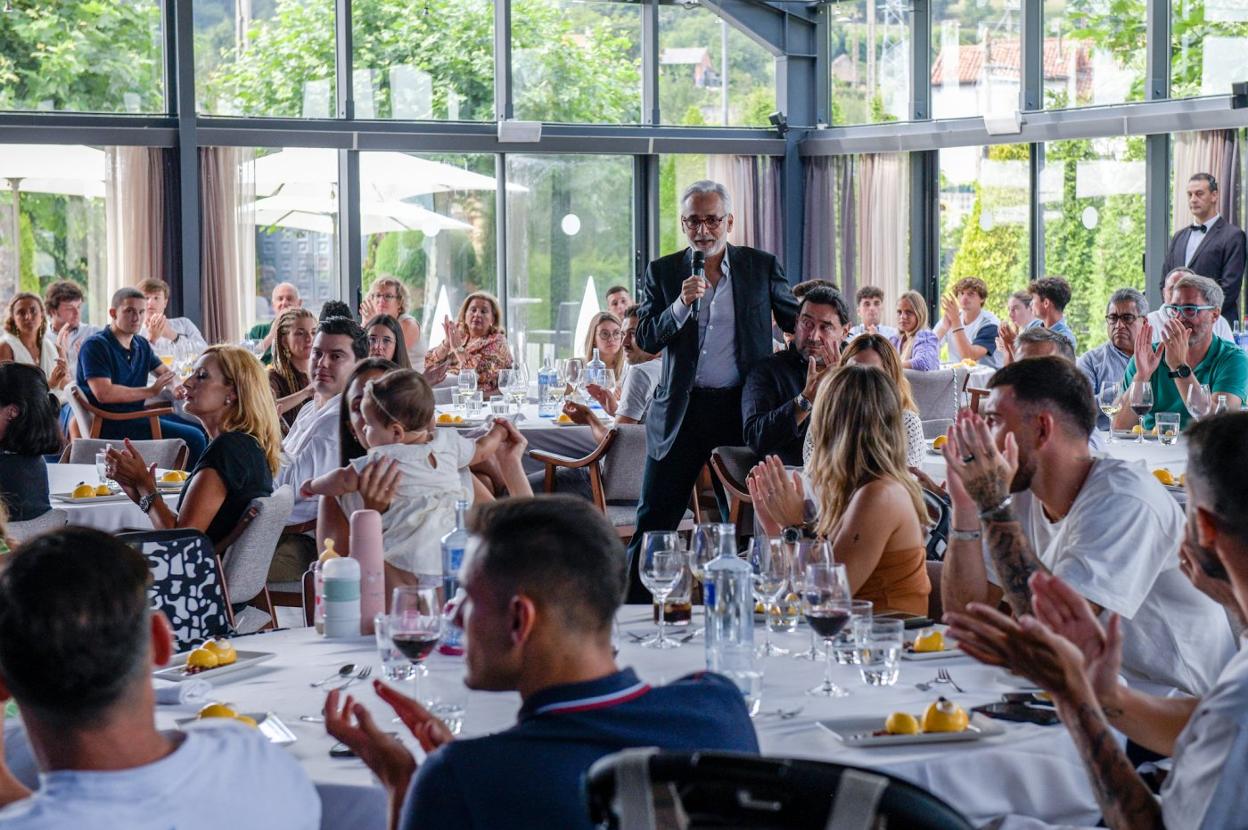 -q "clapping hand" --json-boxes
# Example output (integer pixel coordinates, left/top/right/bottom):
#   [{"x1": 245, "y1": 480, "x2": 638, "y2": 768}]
[
  {"x1": 1178, "y1": 538, "x2": 1241, "y2": 621},
  {"x1": 1159, "y1": 318, "x2": 1190, "y2": 370},
  {"x1": 323, "y1": 686, "x2": 418, "y2": 795},
  {"x1": 998, "y1": 322, "x2": 1018, "y2": 364},
  {"x1": 746, "y1": 455, "x2": 806, "y2": 535},
  {"x1": 497, "y1": 418, "x2": 528, "y2": 466},
  {"x1": 106, "y1": 439, "x2": 157, "y2": 504},
  {"x1": 359, "y1": 296, "x2": 376, "y2": 322},
  {"x1": 48, "y1": 345, "x2": 68, "y2": 389},
  {"x1": 1132, "y1": 319, "x2": 1164, "y2": 380},
  {"x1": 940, "y1": 293, "x2": 959, "y2": 323},
  {"x1": 940, "y1": 409, "x2": 1017, "y2": 513},
  {"x1": 442, "y1": 316, "x2": 466, "y2": 351}
]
